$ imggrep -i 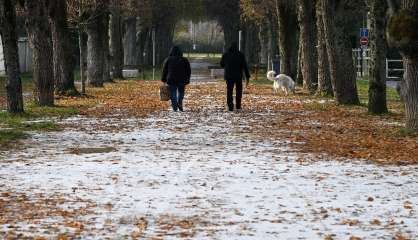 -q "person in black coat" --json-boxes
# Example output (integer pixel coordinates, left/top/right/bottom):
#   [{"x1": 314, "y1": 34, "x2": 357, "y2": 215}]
[
  {"x1": 162, "y1": 46, "x2": 191, "y2": 112},
  {"x1": 220, "y1": 42, "x2": 251, "y2": 112}
]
